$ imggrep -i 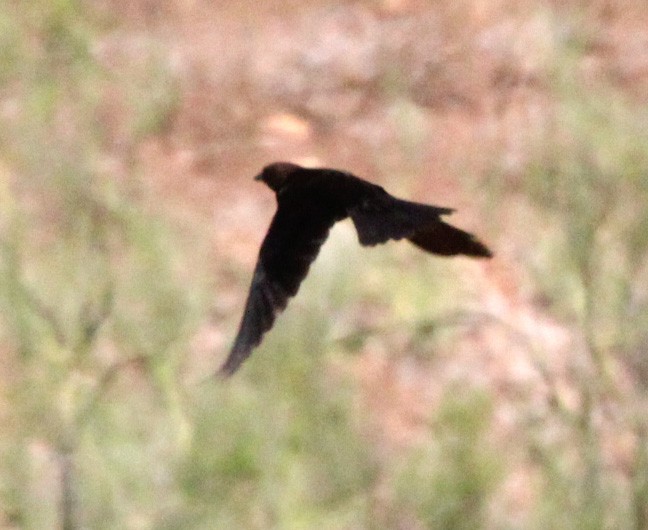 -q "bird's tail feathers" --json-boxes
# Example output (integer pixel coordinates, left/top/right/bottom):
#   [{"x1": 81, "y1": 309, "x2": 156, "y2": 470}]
[{"x1": 351, "y1": 197, "x2": 454, "y2": 246}]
